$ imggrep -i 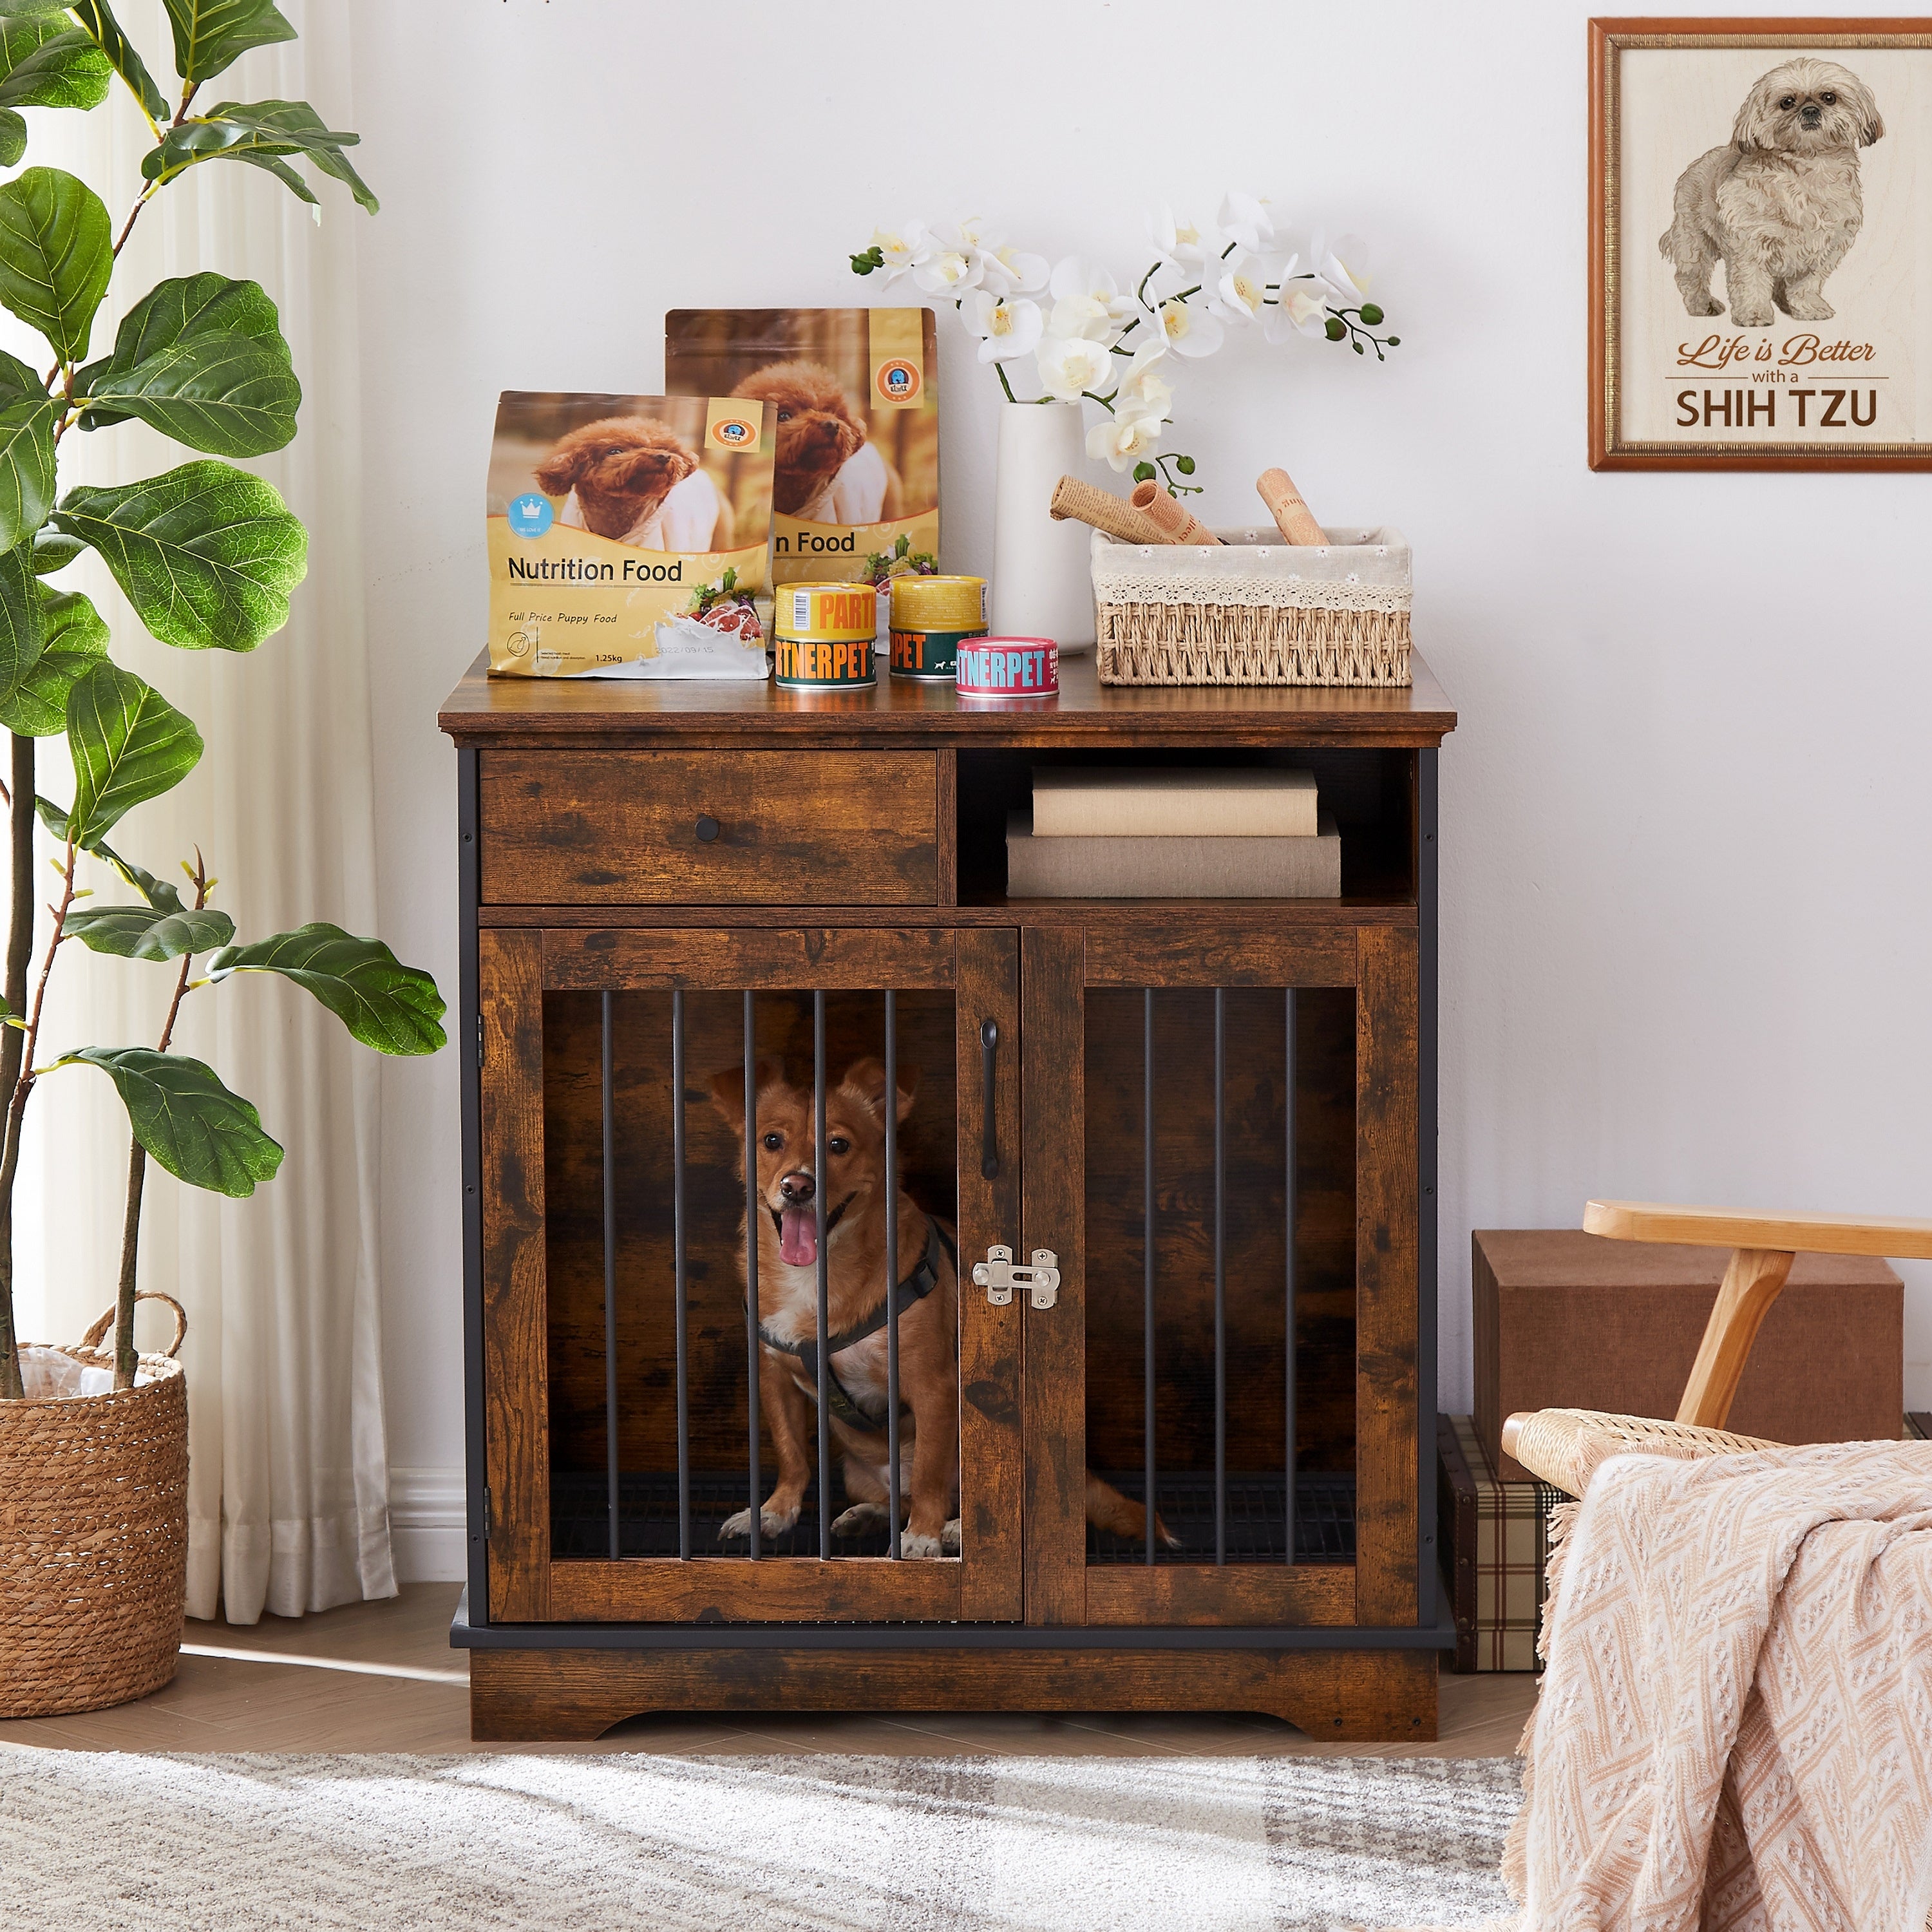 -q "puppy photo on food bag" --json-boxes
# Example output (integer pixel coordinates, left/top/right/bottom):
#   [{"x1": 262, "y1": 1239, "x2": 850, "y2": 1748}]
[
  {"x1": 709, "y1": 1056, "x2": 1175, "y2": 1558},
  {"x1": 667, "y1": 308, "x2": 940, "y2": 587},
  {"x1": 536, "y1": 415, "x2": 733, "y2": 551},
  {"x1": 730, "y1": 361, "x2": 903, "y2": 523}
]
